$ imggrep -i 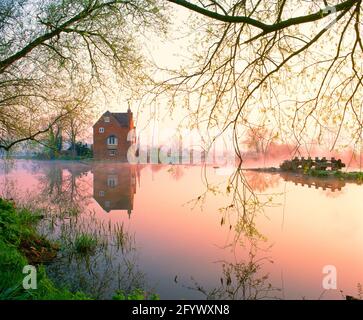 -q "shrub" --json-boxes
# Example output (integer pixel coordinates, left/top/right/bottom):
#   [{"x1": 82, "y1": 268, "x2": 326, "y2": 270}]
[{"x1": 309, "y1": 169, "x2": 329, "y2": 177}]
